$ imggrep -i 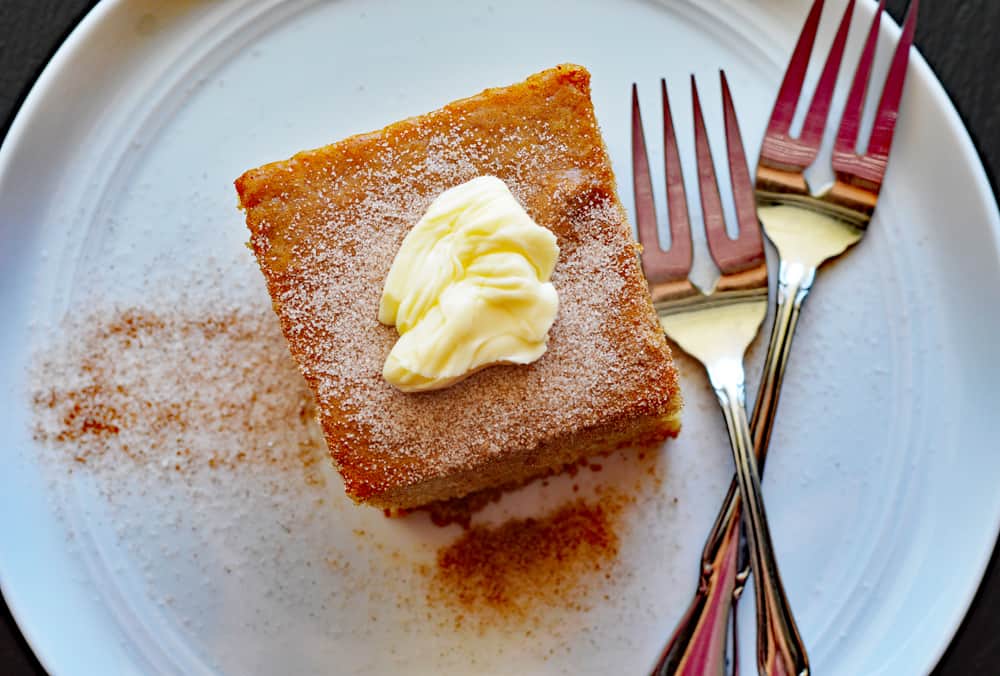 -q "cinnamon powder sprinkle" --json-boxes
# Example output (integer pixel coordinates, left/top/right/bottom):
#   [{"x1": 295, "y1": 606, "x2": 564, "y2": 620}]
[
  {"x1": 426, "y1": 494, "x2": 627, "y2": 631},
  {"x1": 31, "y1": 305, "x2": 327, "y2": 488}
]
